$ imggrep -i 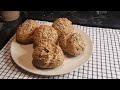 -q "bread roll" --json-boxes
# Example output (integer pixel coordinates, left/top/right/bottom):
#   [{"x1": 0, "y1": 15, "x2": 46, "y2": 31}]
[
  {"x1": 52, "y1": 18, "x2": 75, "y2": 37},
  {"x1": 33, "y1": 25, "x2": 58, "y2": 47},
  {"x1": 16, "y1": 19, "x2": 40, "y2": 44},
  {"x1": 59, "y1": 33, "x2": 85, "y2": 56},
  {"x1": 32, "y1": 43, "x2": 64, "y2": 69}
]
